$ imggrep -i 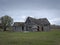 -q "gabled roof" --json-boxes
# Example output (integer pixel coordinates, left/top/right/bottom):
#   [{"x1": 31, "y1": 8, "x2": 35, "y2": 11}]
[
  {"x1": 13, "y1": 17, "x2": 50, "y2": 26},
  {"x1": 13, "y1": 22, "x2": 24, "y2": 26},
  {"x1": 25, "y1": 17, "x2": 50, "y2": 25},
  {"x1": 38, "y1": 18, "x2": 50, "y2": 24}
]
